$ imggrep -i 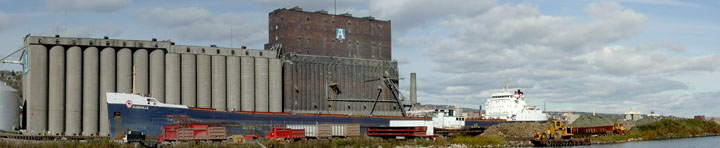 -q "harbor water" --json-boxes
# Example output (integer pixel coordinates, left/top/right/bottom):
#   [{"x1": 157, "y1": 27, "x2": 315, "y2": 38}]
[{"x1": 572, "y1": 136, "x2": 720, "y2": 148}]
